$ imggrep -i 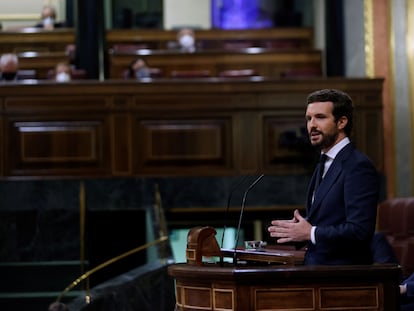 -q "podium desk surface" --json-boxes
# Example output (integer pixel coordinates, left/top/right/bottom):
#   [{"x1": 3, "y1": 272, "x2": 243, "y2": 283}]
[{"x1": 168, "y1": 262, "x2": 401, "y2": 282}]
